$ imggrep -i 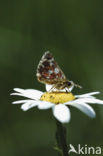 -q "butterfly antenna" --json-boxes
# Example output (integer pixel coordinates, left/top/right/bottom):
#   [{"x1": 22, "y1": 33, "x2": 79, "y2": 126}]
[{"x1": 74, "y1": 83, "x2": 82, "y2": 89}]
